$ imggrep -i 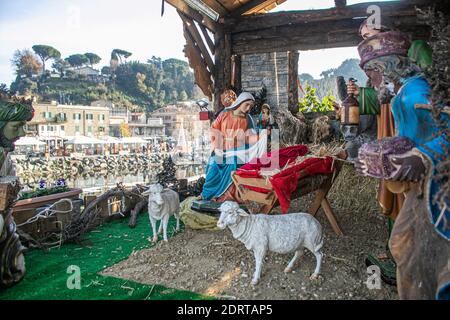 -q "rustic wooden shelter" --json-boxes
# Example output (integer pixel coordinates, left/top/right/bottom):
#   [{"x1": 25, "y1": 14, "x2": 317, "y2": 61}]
[{"x1": 164, "y1": 0, "x2": 449, "y2": 113}]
